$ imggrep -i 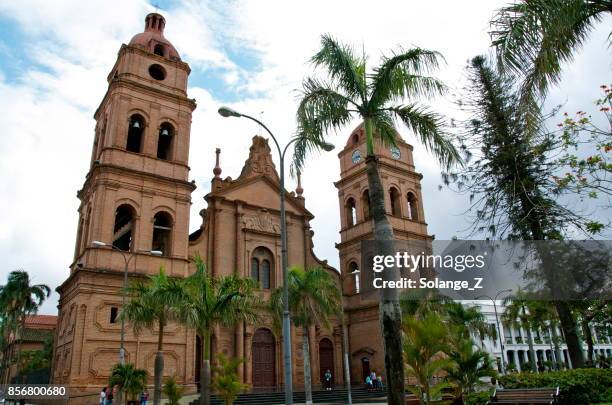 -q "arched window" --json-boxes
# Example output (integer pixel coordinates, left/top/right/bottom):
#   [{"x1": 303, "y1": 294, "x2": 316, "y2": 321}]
[
  {"x1": 113, "y1": 204, "x2": 136, "y2": 251},
  {"x1": 345, "y1": 198, "x2": 357, "y2": 226},
  {"x1": 349, "y1": 261, "x2": 360, "y2": 294},
  {"x1": 362, "y1": 190, "x2": 371, "y2": 220},
  {"x1": 152, "y1": 211, "x2": 172, "y2": 256},
  {"x1": 157, "y1": 123, "x2": 174, "y2": 160},
  {"x1": 251, "y1": 247, "x2": 274, "y2": 289},
  {"x1": 407, "y1": 192, "x2": 418, "y2": 221},
  {"x1": 389, "y1": 187, "x2": 401, "y2": 216},
  {"x1": 153, "y1": 44, "x2": 165, "y2": 57},
  {"x1": 127, "y1": 115, "x2": 144, "y2": 153}
]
